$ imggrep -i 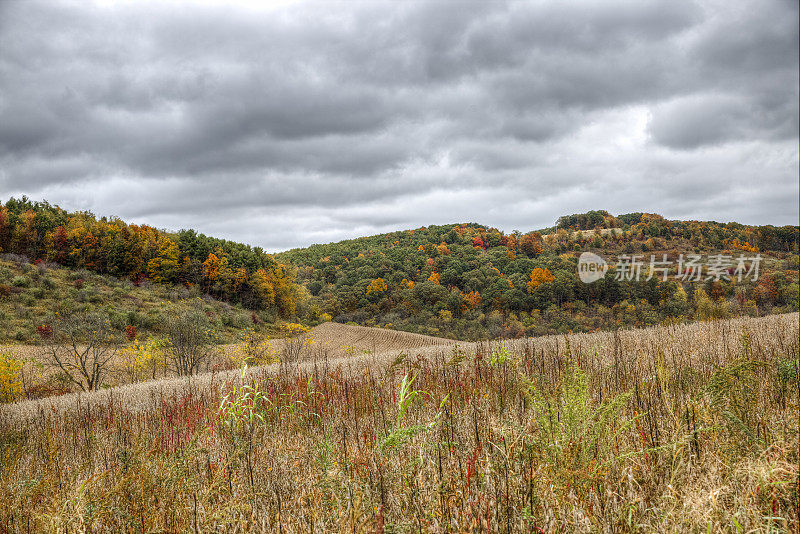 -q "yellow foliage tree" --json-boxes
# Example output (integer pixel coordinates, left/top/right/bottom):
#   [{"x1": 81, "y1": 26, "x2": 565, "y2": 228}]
[
  {"x1": 251, "y1": 268, "x2": 276, "y2": 307},
  {"x1": 271, "y1": 264, "x2": 297, "y2": 317},
  {"x1": 0, "y1": 351, "x2": 23, "y2": 403},
  {"x1": 147, "y1": 237, "x2": 181, "y2": 283},
  {"x1": 202, "y1": 252, "x2": 222, "y2": 283},
  {"x1": 527, "y1": 267, "x2": 555, "y2": 292},
  {"x1": 117, "y1": 338, "x2": 167, "y2": 382},
  {"x1": 463, "y1": 290, "x2": 482, "y2": 310},
  {"x1": 366, "y1": 278, "x2": 388, "y2": 295}
]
